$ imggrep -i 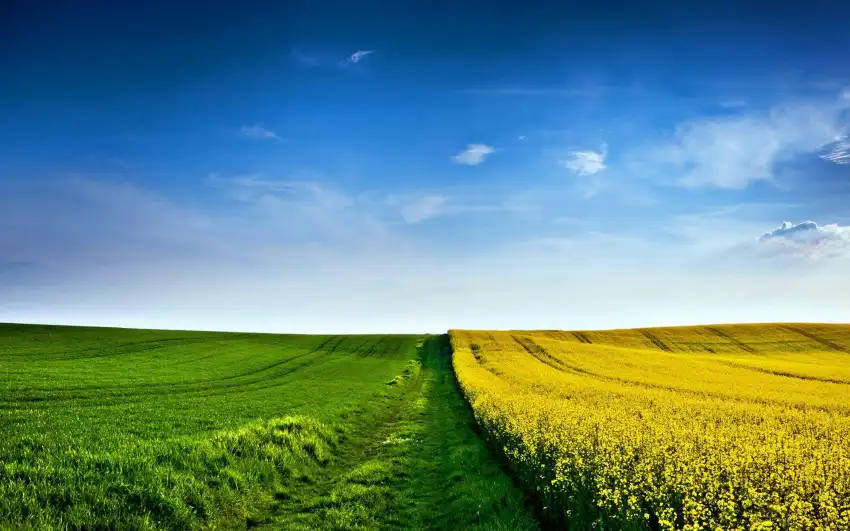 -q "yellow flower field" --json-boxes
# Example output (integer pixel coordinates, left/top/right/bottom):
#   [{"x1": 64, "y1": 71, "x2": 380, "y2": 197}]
[{"x1": 450, "y1": 324, "x2": 850, "y2": 530}]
